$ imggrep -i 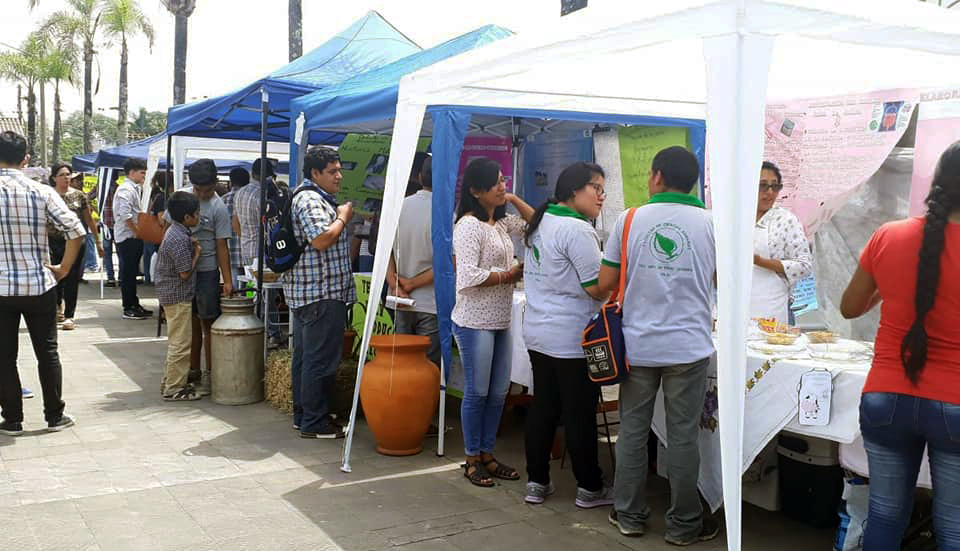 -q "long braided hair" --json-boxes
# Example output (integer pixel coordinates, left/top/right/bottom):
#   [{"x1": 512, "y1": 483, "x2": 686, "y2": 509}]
[{"x1": 900, "y1": 140, "x2": 960, "y2": 383}]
